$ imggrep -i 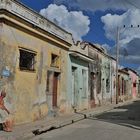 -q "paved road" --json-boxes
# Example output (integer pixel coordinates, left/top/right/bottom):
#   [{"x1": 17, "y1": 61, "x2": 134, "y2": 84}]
[{"x1": 30, "y1": 100, "x2": 140, "y2": 140}]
